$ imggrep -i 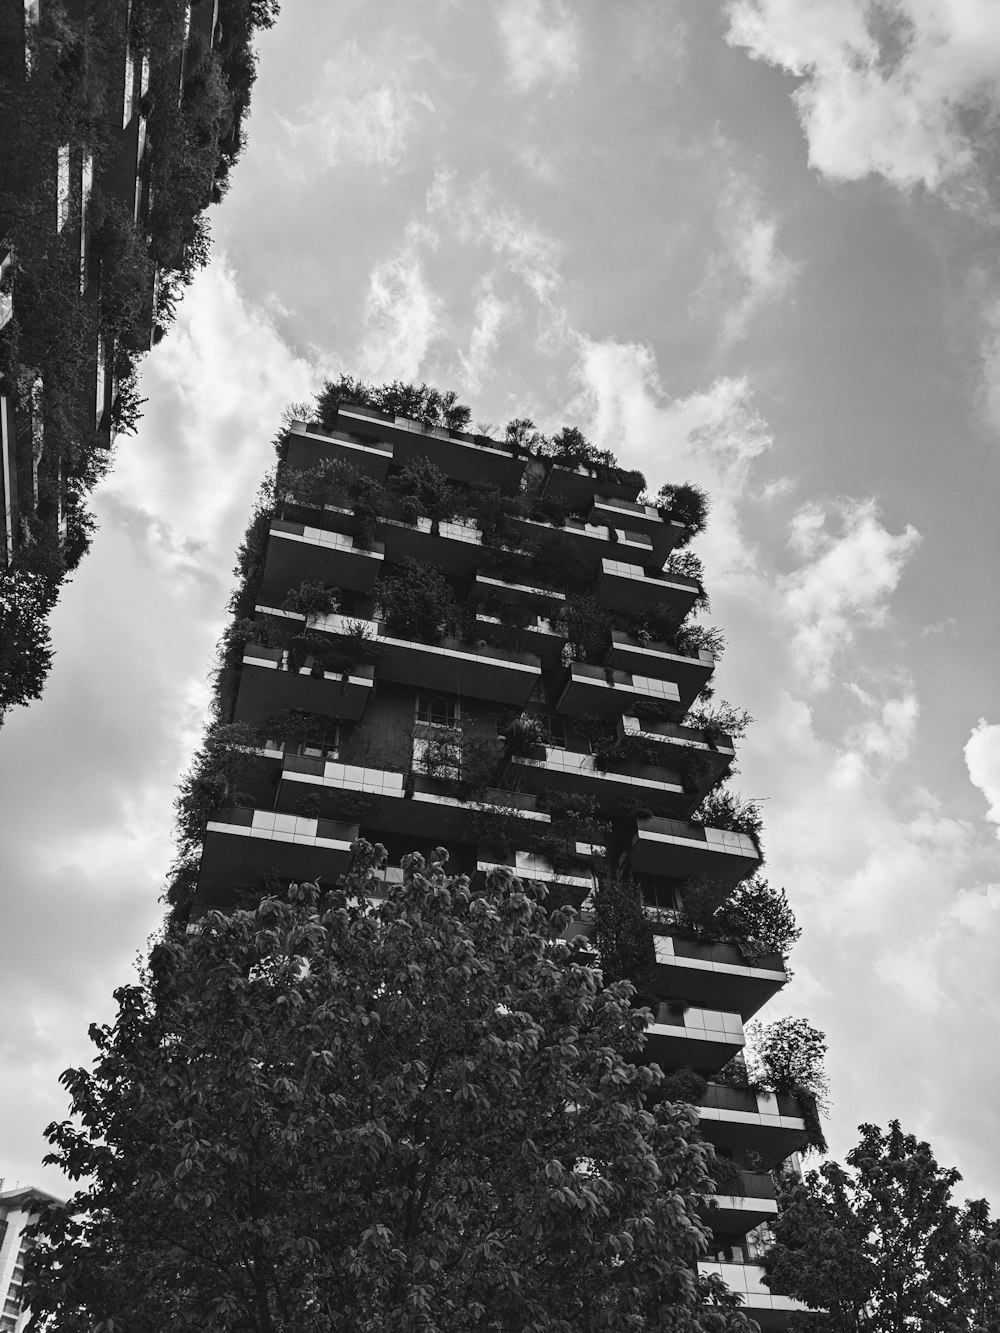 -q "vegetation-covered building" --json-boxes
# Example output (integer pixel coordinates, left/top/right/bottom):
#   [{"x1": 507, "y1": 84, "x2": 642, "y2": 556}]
[
  {"x1": 0, "y1": 1185, "x2": 62, "y2": 1333},
  {"x1": 173, "y1": 378, "x2": 820, "y2": 1327},
  {"x1": 0, "y1": 0, "x2": 277, "y2": 721}
]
